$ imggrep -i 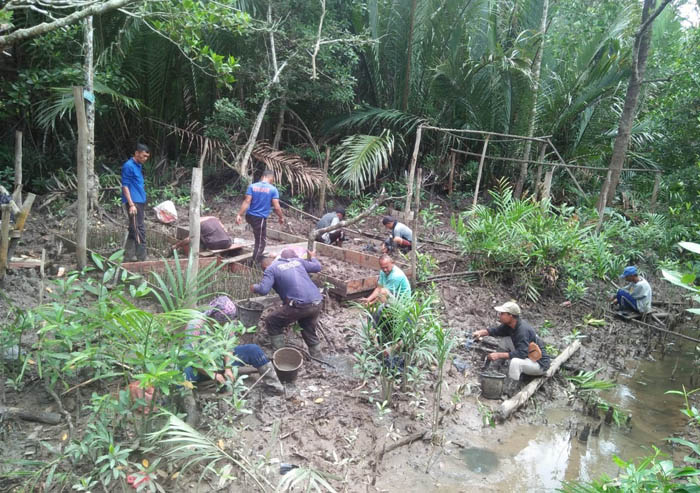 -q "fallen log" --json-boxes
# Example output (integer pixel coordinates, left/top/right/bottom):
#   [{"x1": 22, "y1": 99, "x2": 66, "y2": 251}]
[
  {"x1": 0, "y1": 406, "x2": 62, "y2": 425},
  {"x1": 497, "y1": 339, "x2": 581, "y2": 421}
]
